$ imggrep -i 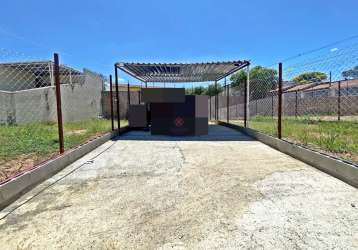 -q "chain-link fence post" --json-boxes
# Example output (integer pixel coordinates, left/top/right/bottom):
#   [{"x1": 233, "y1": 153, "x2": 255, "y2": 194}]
[
  {"x1": 109, "y1": 75, "x2": 114, "y2": 131},
  {"x1": 226, "y1": 78, "x2": 229, "y2": 123},
  {"x1": 271, "y1": 94, "x2": 274, "y2": 118},
  {"x1": 54, "y1": 53, "x2": 64, "y2": 154},
  {"x1": 278, "y1": 62, "x2": 283, "y2": 139},
  {"x1": 127, "y1": 81, "x2": 130, "y2": 120},
  {"x1": 215, "y1": 80, "x2": 218, "y2": 121},
  {"x1": 127, "y1": 81, "x2": 130, "y2": 105},
  {"x1": 244, "y1": 76, "x2": 247, "y2": 127},
  {"x1": 209, "y1": 96, "x2": 212, "y2": 120},
  {"x1": 295, "y1": 90, "x2": 298, "y2": 118},
  {"x1": 338, "y1": 80, "x2": 341, "y2": 121},
  {"x1": 247, "y1": 64, "x2": 250, "y2": 125},
  {"x1": 114, "y1": 65, "x2": 120, "y2": 132},
  {"x1": 244, "y1": 64, "x2": 250, "y2": 127}
]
